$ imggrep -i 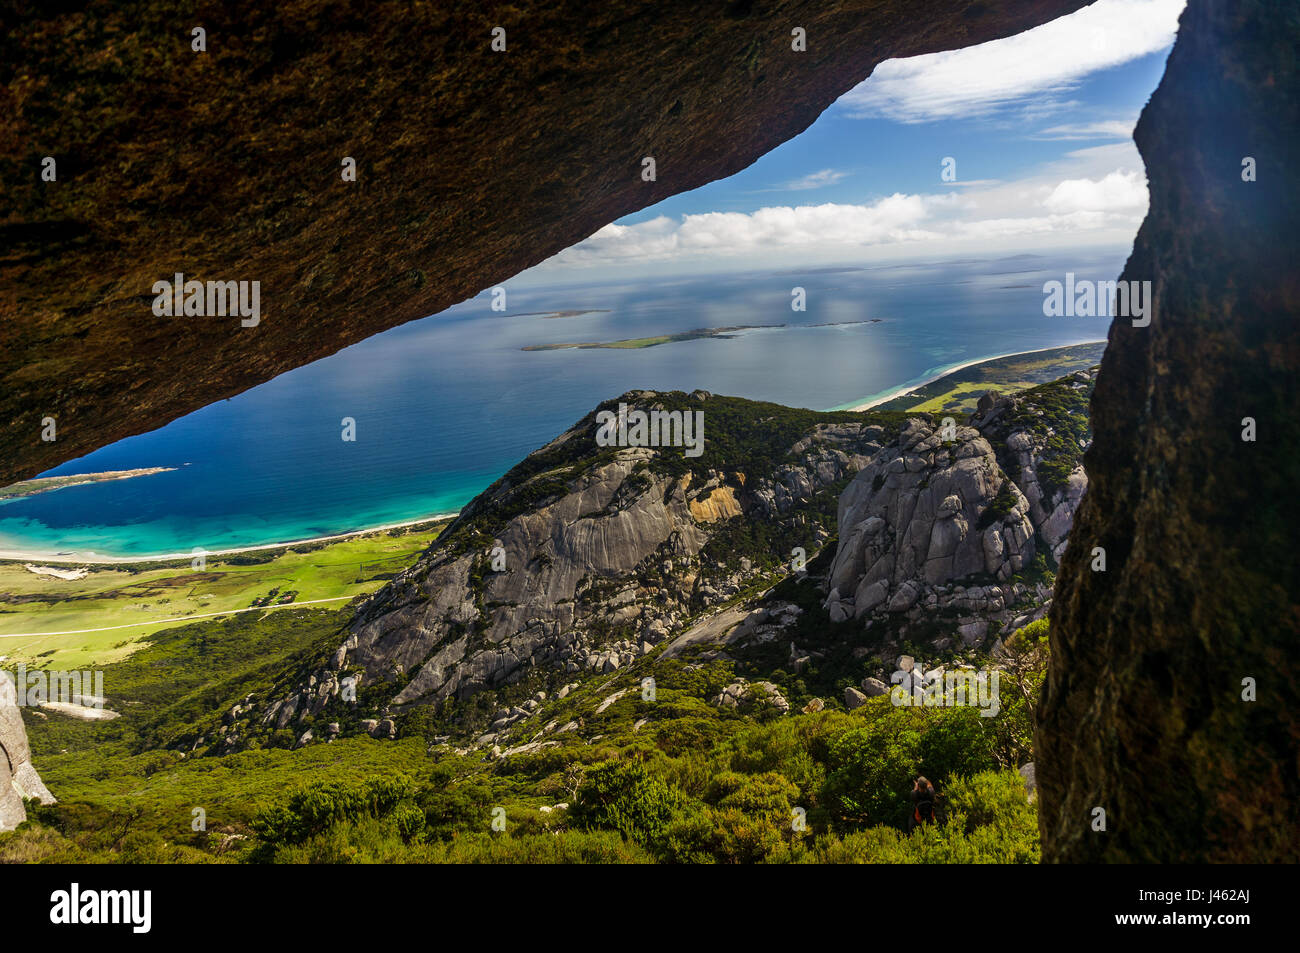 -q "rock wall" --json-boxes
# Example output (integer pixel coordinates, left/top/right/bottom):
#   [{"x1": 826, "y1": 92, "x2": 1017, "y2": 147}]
[
  {"x1": 0, "y1": 0, "x2": 1088, "y2": 486},
  {"x1": 823, "y1": 378, "x2": 1092, "y2": 647},
  {"x1": 350, "y1": 400, "x2": 880, "y2": 702},
  {"x1": 0, "y1": 673, "x2": 57, "y2": 832},
  {"x1": 825, "y1": 419, "x2": 1035, "y2": 616},
  {"x1": 1037, "y1": 0, "x2": 1300, "y2": 863}
]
